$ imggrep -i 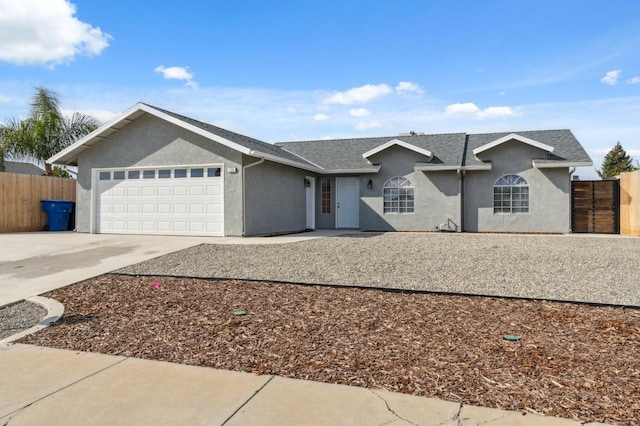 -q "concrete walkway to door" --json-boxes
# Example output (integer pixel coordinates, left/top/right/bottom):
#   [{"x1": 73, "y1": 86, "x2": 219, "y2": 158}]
[{"x1": 0, "y1": 230, "x2": 352, "y2": 307}]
